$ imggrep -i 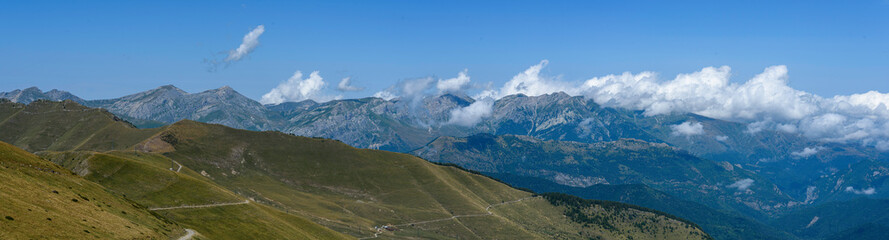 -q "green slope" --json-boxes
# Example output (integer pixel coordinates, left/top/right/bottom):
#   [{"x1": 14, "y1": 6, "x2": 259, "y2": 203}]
[
  {"x1": 38, "y1": 150, "x2": 350, "y2": 240},
  {"x1": 0, "y1": 100, "x2": 162, "y2": 152},
  {"x1": 0, "y1": 141, "x2": 182, "y2": 239},
  {"x1": 142, "y1": 119, "x2": 710, "y2": 239}
]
